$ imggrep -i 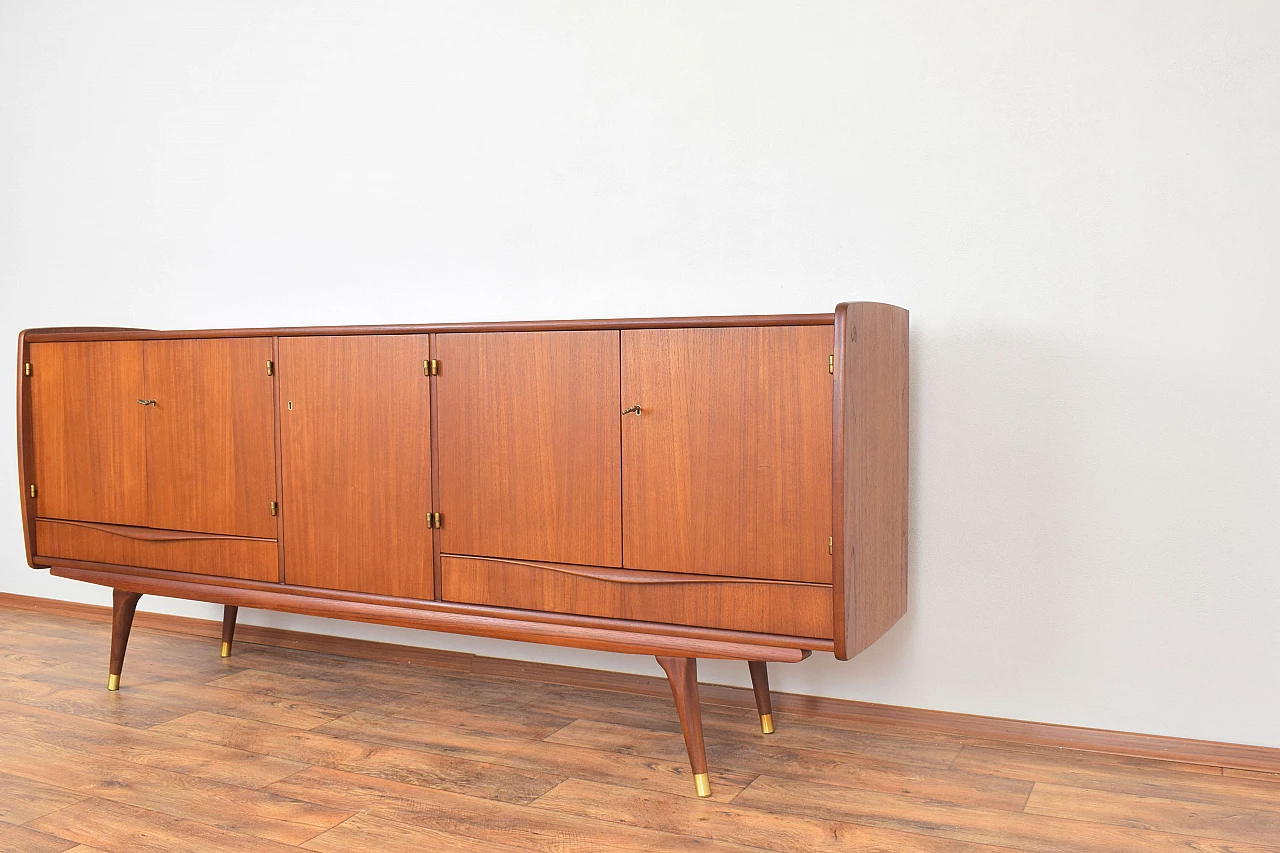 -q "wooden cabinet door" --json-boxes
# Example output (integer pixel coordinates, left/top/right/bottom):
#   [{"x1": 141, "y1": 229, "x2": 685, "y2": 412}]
[
  {"x1": 279, "y1": 335, "x2": 433, "y2": 599},
  {"x1": 142, "y1": 338, "x2": 277, "y2": 538},
  {"x1": 29, "y1": 341, "x2": 148, "y2": 526},
  {"x1": 621, "y1": 326, "x2": 833, "y2": 582},
  {"x1": 436, "y1": 331, "x2": 622, "y2": 567}
]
